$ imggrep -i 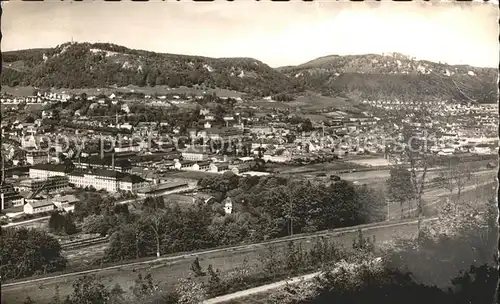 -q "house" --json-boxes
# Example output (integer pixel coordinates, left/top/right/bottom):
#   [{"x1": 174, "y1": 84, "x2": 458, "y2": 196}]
[
  {"x1": 223, "y1": 197, "x2": 233, "y2": 214},
  {"x1": 23, "y1": 200, "x2": 55, "y2": 214},
  {"x1": 209, "y1": 162, "x2": 229, "y2": 173},
  {"x1": 228, "y1": 163, "x2": 251, "y2": 175},
  {"x1": 263, "y1": 149, "x2": 292, "y2": 163},
  {"x1": 190, "y1": 161, "x2": 211, "y2": 171},
  {"x1": 52, "y1": 195, "x2": 80, "y2": 212},
  {"x1": 173, "y1": 160, "x2": 195, "y2": 171},
  {"x1": 173, "y1": 160, "x2": 210, "y2": 171},
  {"x1": 195, "y1": 192, "x2": 216, "y2": 204},
  {"x1": 250, "y1": 125, "x2": 273, "y2": 135}
]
